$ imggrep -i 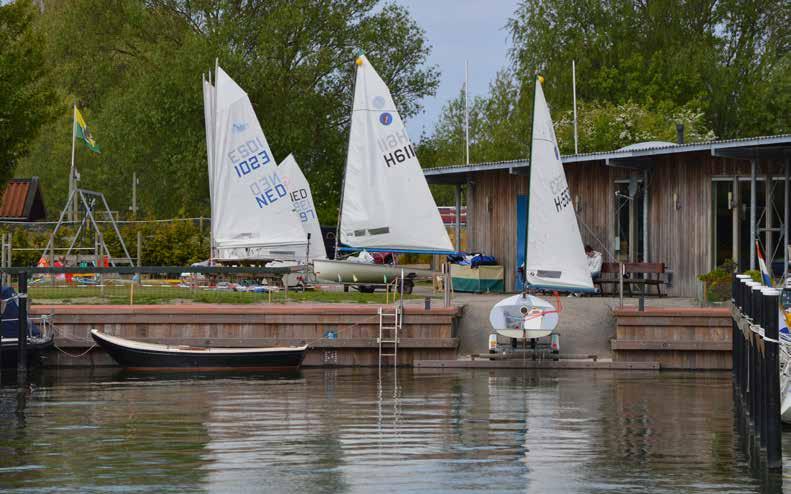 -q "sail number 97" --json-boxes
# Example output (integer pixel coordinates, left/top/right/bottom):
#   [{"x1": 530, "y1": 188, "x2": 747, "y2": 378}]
[{"x1": 228, "y1": 137, "x2": 271, "y2": 178}]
